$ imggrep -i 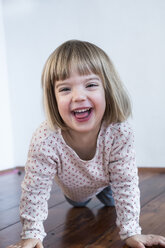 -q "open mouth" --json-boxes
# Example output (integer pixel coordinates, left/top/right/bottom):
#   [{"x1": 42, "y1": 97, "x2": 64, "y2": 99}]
[{"x1": 72, "y1": 108, "x2": 92, "y2": 121}]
